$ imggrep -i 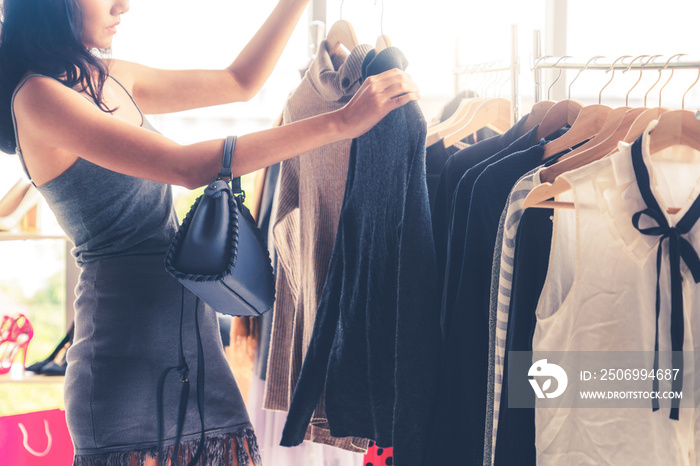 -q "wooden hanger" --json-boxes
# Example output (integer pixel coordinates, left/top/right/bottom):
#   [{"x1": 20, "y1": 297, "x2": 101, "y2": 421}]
[
  {"x1": 521, "y1": 176, "x2": 573, "y2": 210},
  {"x1": 523, "y1": 55, "x2": 696, "y2": 212},
  {"x1": 540, "y1": 104, "x2": 612, "y2": 159},
  {"x1": 534, "y1": 99, "x2": 584, "y2": 141},
  {"x1": 326, "y1": 20, "x2": 358, "y2": 61},
  {"x1": 556, "y1": 106, "x2": 631, "y2": 161},
  {"x1": 641, "y1": 59, "x2": 700, "y2": 150},
  {"x1": 619, "y1": 107, "x2": 669, "y2": 144},
  {"x1": 541, "y1": 107, "x2": 645, "y2": 183},
  {"x1": 617, "y1": 57, "x2": 692, "y2": 146},
  {"x1": 616, "y1": 55, "x2": 666, "y2": 146},
  {"x1": 529, "y1": 56, "x2": 606, "y2": 141},
  {"x1": 648, "y1": 109, "x2": 700, "y2": 154},
  {"x1": 520, "y1": 56, "x2": 558, "y2": 134},
  {"x1": 520, "y1": 100, "x2": 556, "y2": 134},
  {"x1": 428, "y1": 96, "x2": 476, "y2": 131},
  {"x1": 531, "y1": 57, "x2": 591, "y2": 141},
  {"x1": 426, "y1": 97, "x2": 483, "y2": 146},
  {"x1": 442, "y1": 97, "x2": 512, "y2": 148},
  {"x1": 538, "y1": 56, "x2": 688, "y2": 178},
  {"x1": 523, "y1": 107, "x2": 632, "y2": 207},
  {"x1": 621, "y1": 55, "x2": 690, "y2": 145},
  {"x1": 536, "y1": 56, "x2": 636, "y2": 144},
  {"x1": 523, "y1": 110, "x2": 699, "y2": 213},
  {"x1": 375, "y1": 34, "x2": 392, "y2": 53}
]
